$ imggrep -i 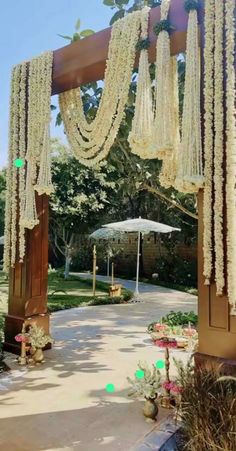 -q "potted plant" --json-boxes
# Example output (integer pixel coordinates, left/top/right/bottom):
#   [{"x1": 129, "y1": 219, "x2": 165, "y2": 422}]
[
  {"x1": 28, "y1": 325, "x2": 54, "y2": 363},
  {"x1": 127, "y1": 361, "x2": 161, "y2": 421}
]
